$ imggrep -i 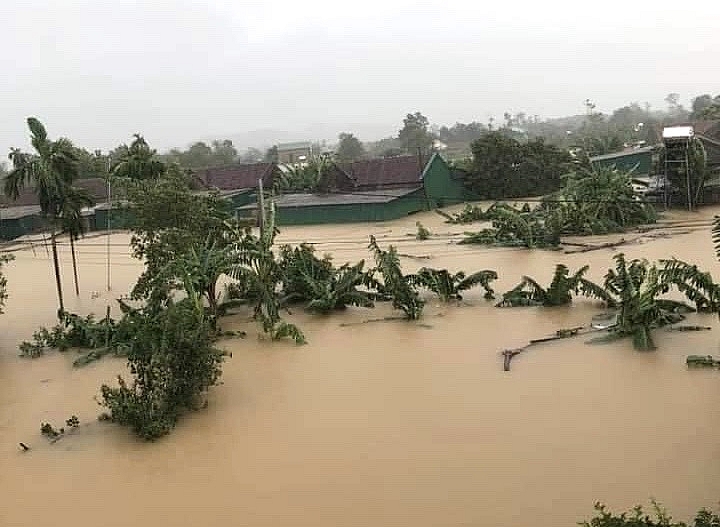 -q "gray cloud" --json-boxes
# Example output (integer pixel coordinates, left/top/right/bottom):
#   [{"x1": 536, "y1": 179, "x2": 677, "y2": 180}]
[{"x1": 2, "y1": 0, "x2": 719, "y2": 155}]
